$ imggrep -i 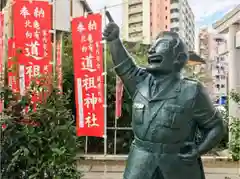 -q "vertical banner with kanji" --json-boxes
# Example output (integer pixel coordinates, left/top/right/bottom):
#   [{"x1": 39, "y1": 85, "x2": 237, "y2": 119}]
[
  {"x1": 115, "y1": 76, "x2": 124, "y2": 119},
  {"x1": 72, "y1": 14, "x2": 104, "y2": 137},
  {"x1": 0, "y1": 12, "x2": 4, "y2": 112},
  {"x1": 13, "y1": 1, "x2": 52, "y2": 108}
]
